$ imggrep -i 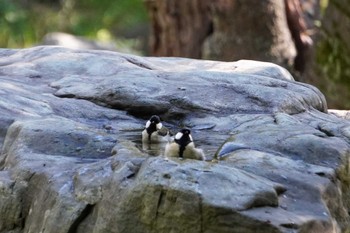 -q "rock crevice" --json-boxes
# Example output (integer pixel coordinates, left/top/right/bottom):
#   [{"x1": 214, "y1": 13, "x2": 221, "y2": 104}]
[{"x1": 0, "y1": 46, "x2": 349, "y2": 233}]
